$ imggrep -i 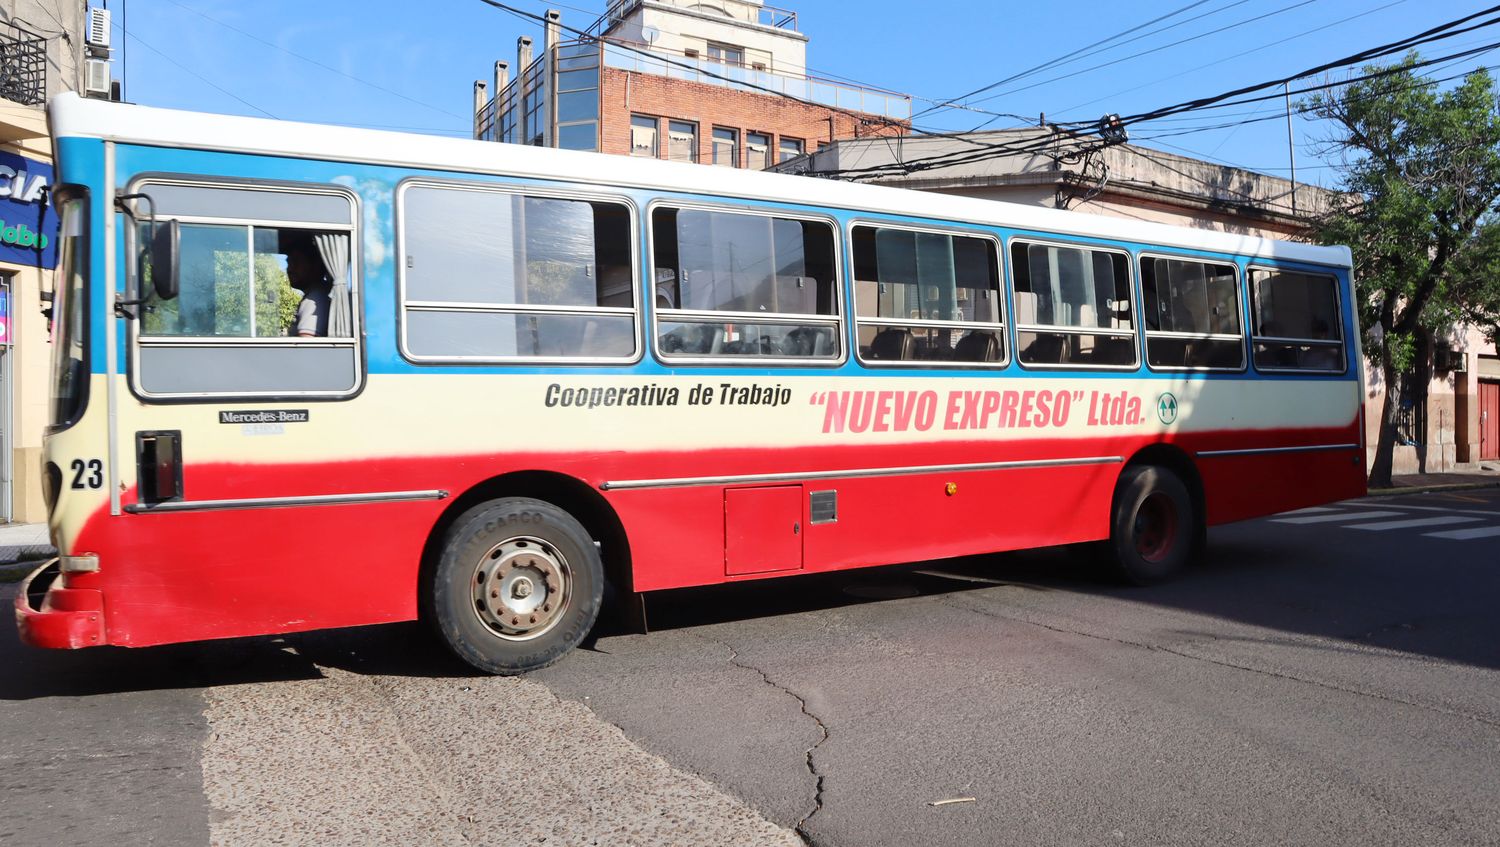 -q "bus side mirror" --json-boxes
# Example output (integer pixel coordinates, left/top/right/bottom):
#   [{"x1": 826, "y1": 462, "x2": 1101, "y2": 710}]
[{"x1": 150, "y1": 219, "x2": 180, "y2": 301}]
